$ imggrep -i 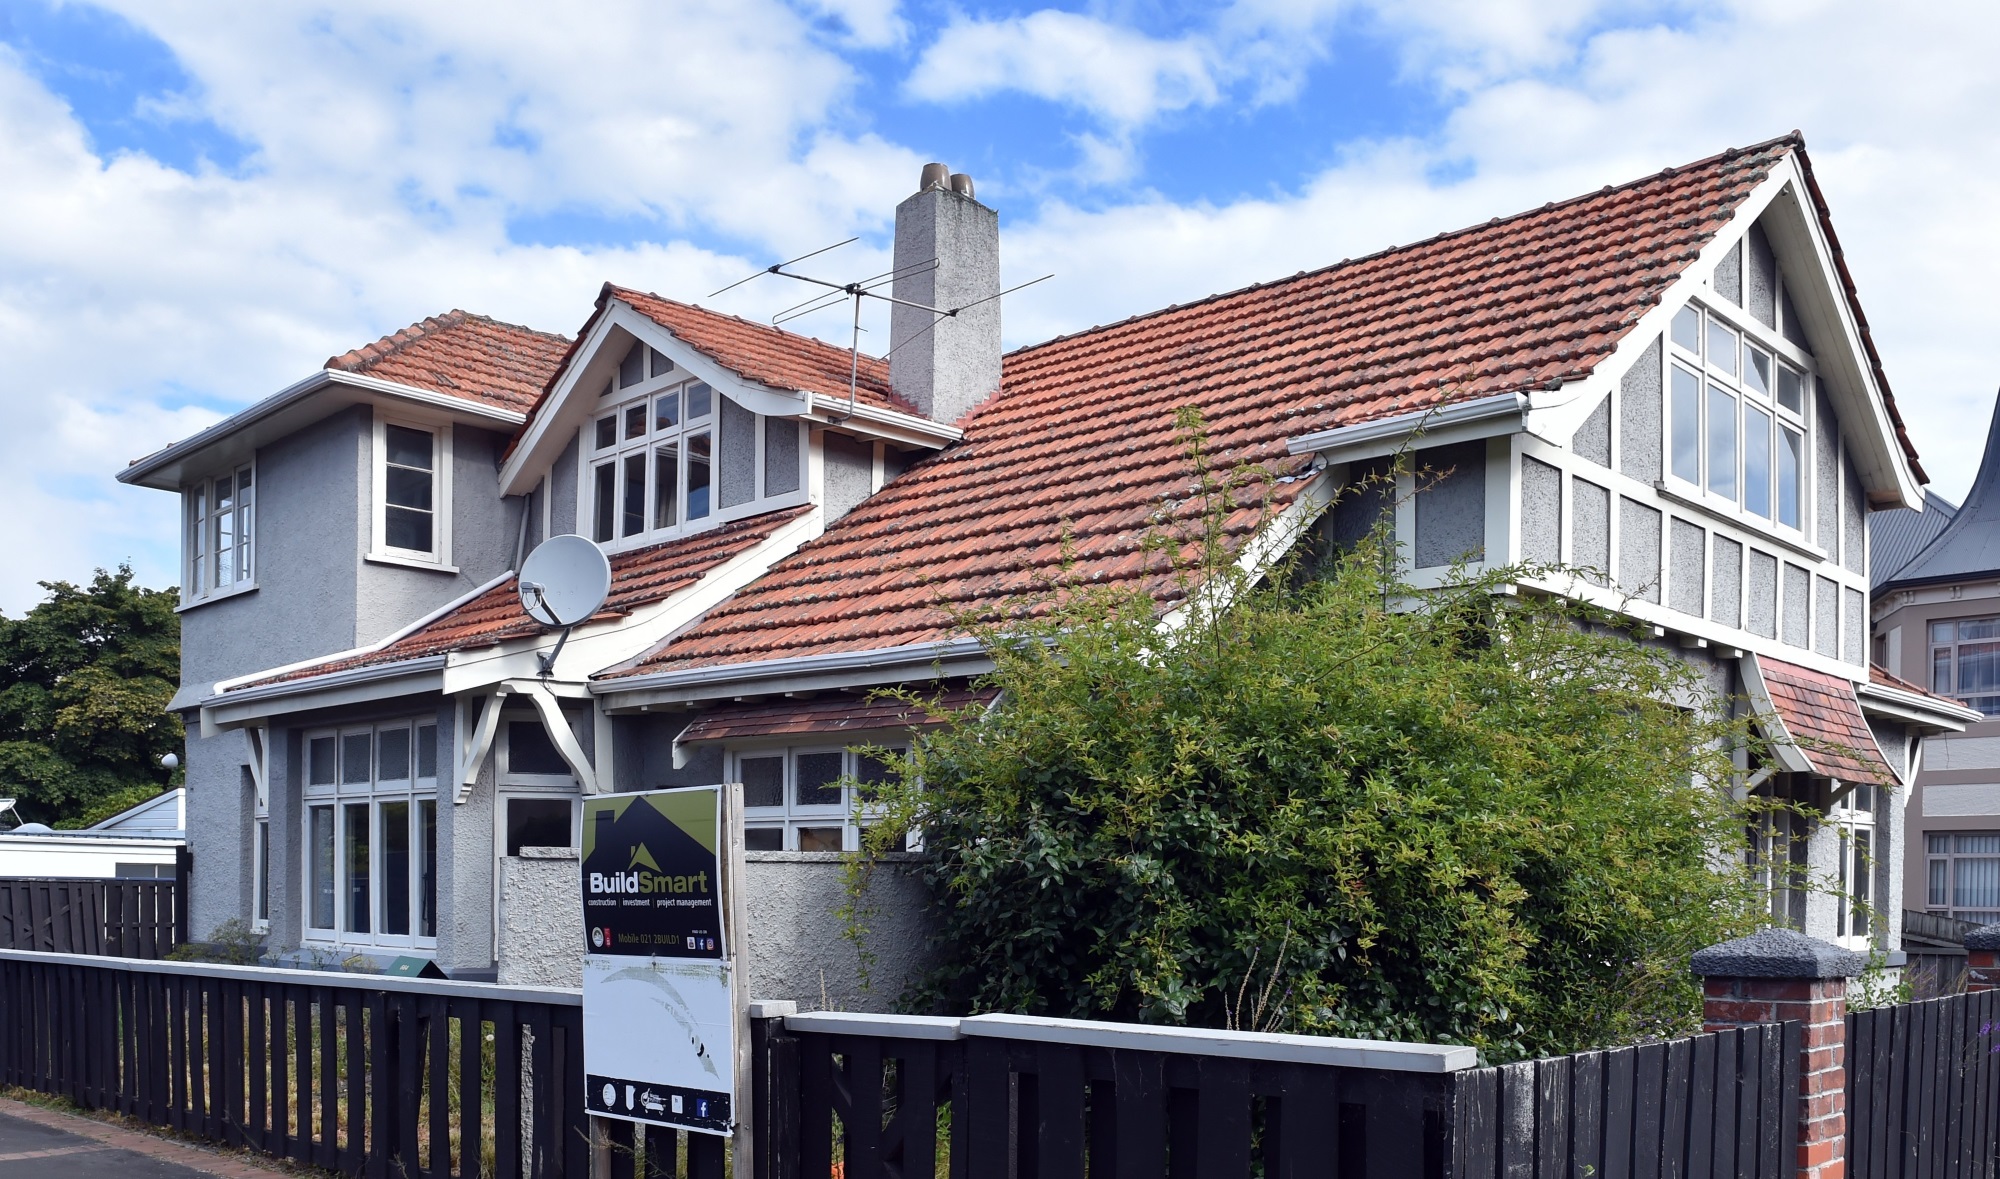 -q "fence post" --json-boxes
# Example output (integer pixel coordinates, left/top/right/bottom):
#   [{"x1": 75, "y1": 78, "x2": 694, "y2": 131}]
[
  {"x1": 1965, "y1": 924, "x2": 2000, "y2": 991},
  {"x1": 1692, "y1": 929, "x2": 1862, "y2": 1179}
]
